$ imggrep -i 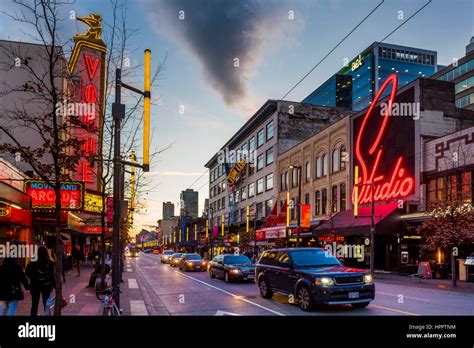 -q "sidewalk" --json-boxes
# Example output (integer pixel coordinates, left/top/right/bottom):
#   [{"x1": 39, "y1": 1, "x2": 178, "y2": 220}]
[
  {"x1": 14, "y1": 261, "x2": 147, "y2": 316},
  {"x1": 374, "y1": 271, "x2": 474, "y2": 294}
]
